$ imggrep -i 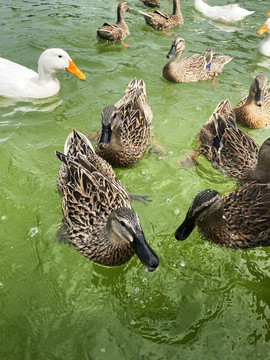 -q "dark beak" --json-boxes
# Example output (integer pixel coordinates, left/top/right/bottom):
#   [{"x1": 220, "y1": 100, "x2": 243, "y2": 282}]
[
  {"x1": 98, "y1": 124, "x2": 111, "y2": 149},
  {"x1": 131, "y1": 233, "x2": 159, "y2": 271},
  {"x1": 255, "y1": 89, "x2": 264, "y2": 107},
  {"x1": 166, "y1": 44, "x2": 176, "y2": 59},
  {"x1": 175, "y1": 216, "x2": 196, "y2": 241}
]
